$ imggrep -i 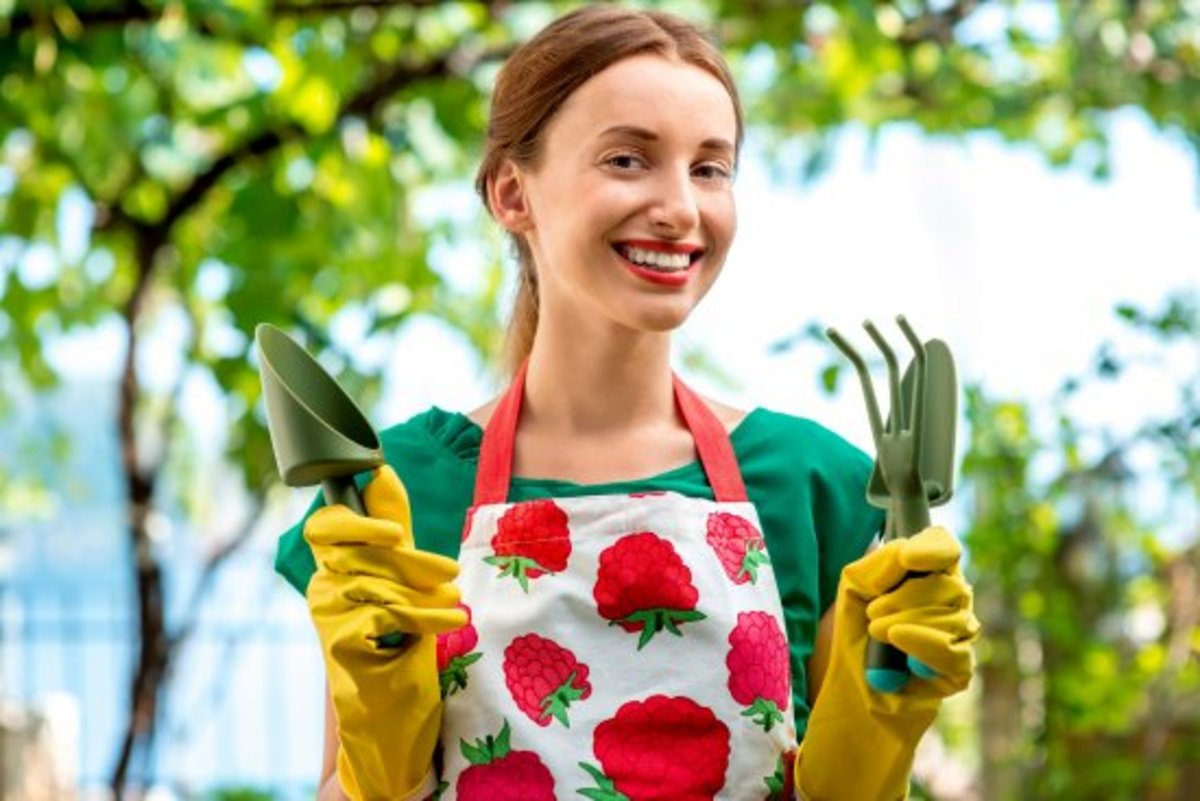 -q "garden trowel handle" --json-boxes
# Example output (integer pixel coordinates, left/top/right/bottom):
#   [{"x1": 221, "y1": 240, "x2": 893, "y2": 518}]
[
  {"x1": 322, "y1": 476, "x2": 366, "y2": 517},
  {"x1": 866, "y1": 499, "x2": 938, "y2": 691}
]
